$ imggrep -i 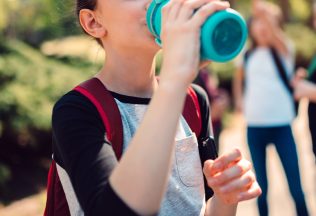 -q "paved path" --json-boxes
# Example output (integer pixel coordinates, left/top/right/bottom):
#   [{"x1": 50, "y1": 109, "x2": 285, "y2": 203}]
[{"x1": 220, "y1": 99, "x2": 316, "y2": 216}]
